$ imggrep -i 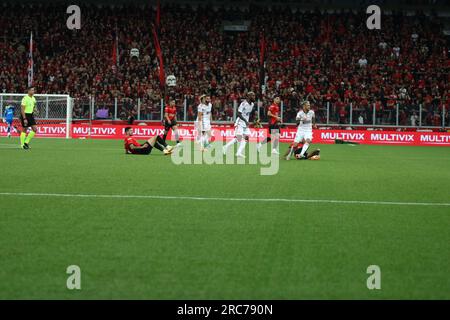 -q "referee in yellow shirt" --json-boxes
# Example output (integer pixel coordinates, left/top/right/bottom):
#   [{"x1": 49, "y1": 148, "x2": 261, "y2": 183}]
[{"x1": 20, "y1": 86, "x2": 38, "y2": 149}]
